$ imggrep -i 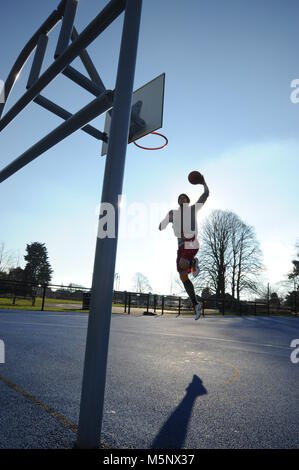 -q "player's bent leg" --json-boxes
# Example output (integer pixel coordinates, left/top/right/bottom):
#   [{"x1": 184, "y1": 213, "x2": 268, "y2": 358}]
[
  {"x1": 180, "y1": 272, "x2": 198, "y2": 313},
  {"x1": 178, "y1": 257, "x2": 200, "y2": 320},
  {"x1": 179, "y1": 271, "x2": 189, "y2": 283}
]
